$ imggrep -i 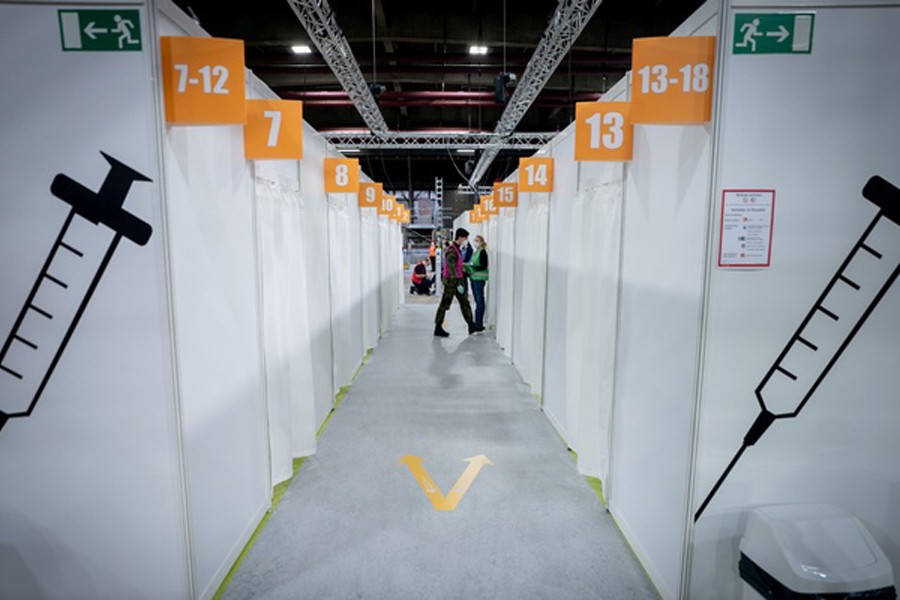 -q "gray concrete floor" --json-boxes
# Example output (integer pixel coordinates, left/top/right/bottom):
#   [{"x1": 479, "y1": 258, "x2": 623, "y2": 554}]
[{"x1": 222, "y1": 304, "x2": 658, "y2": 600}]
